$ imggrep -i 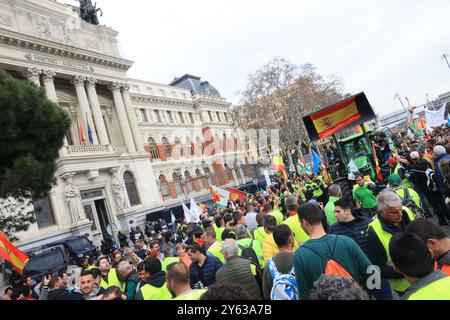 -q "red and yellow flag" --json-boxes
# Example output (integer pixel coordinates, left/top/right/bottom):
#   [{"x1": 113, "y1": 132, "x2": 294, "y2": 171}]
[
  {"x1": 310, "y1": 97, "x2": 362, "y2": 139},
  {"x1": 77, "y1": 116, "x2": 87, "y2": 145},
  {"x1": 0, "y1": 233, "x2": 29, "y2": 275},
  {"x1": 272, "y1": 156, "x2": 285, "y2": 171},
  {"x1": 226, "y1": 187, "x2": 246, "y2": 203}
]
